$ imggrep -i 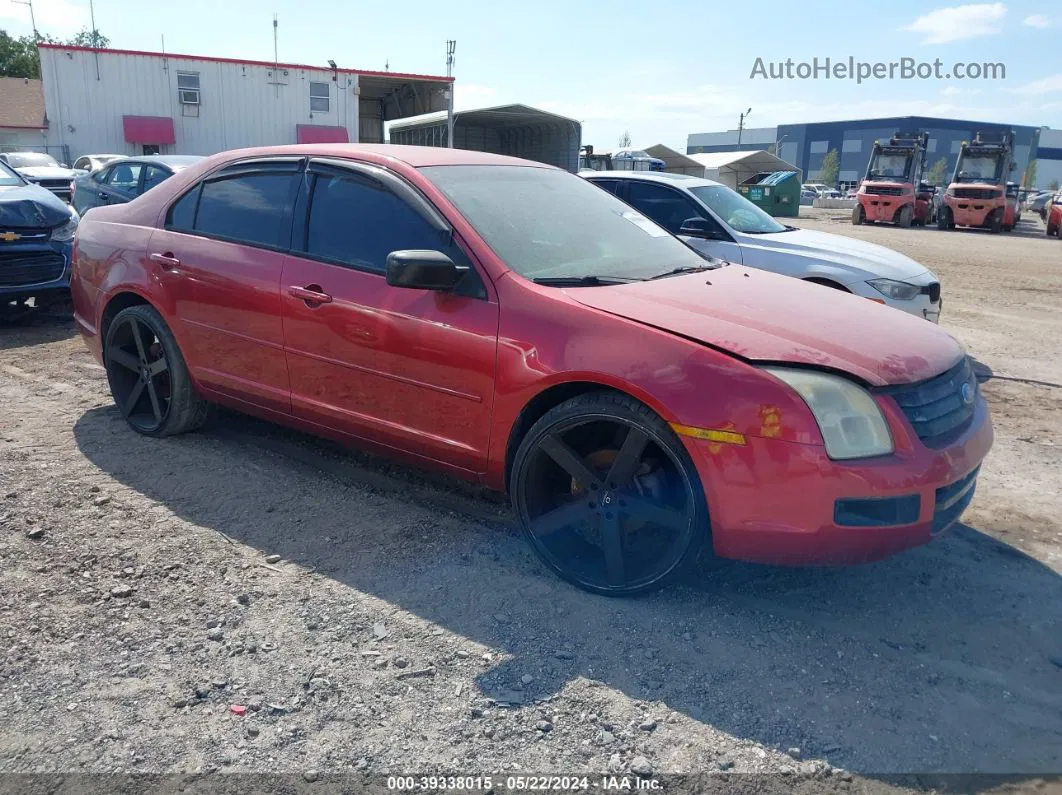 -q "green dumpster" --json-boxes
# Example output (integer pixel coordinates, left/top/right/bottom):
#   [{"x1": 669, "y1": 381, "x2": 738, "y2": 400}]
[{"x1": 737, "y1": 170, "x2": 800, "y2": 218}]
